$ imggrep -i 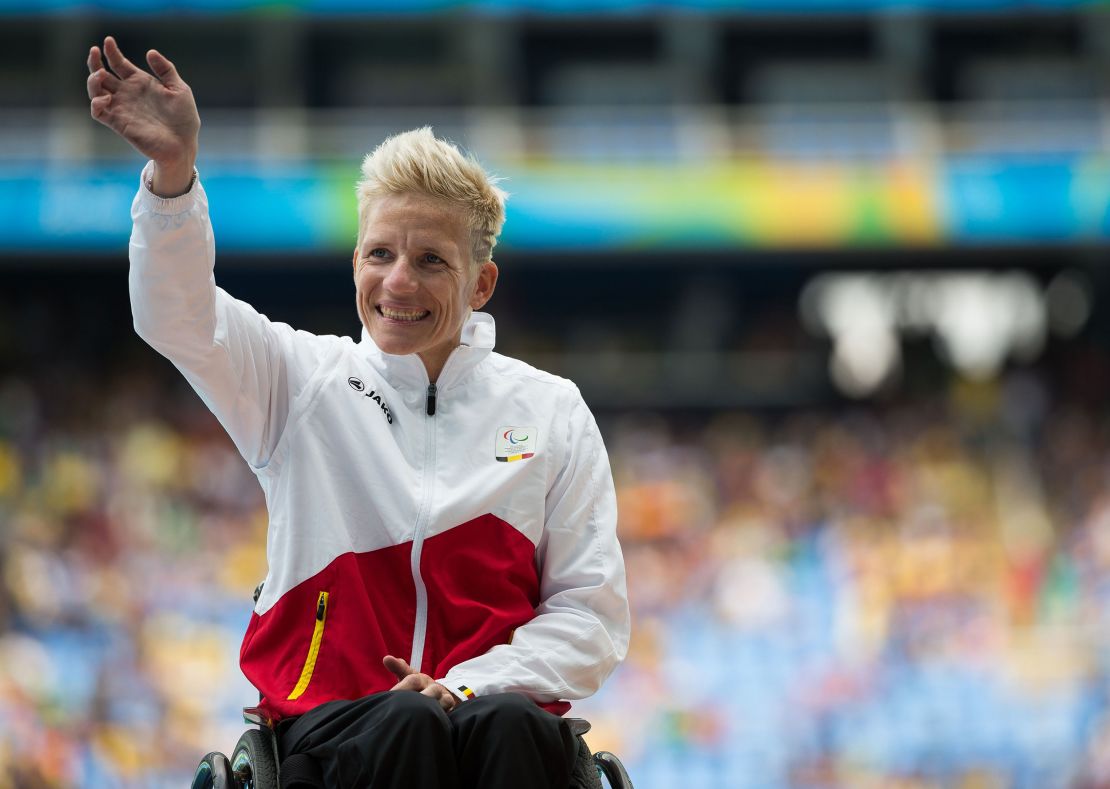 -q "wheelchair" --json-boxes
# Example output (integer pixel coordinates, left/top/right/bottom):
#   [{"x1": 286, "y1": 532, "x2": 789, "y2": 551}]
[{"x1": 191, "y1": 705, "x2": 635, "y2": 789}]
